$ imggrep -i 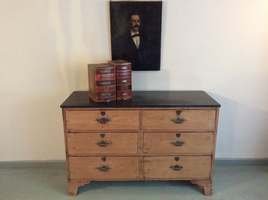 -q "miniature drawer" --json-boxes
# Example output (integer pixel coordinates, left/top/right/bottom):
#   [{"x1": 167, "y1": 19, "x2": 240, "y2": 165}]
[
  {"x1": 69, "y1": 157, "x2": 140, "y2": 180},
  {"x1": 65, "y1": 110, "x2": 139, "y2": 132},
  {"x1": 142, "y1": 110, "x2": 216, "y2": 131},
  {"x1": 143, "y1": 156, "x2": 211, "y2": 180},
  {"x1": 143, "y1": 132, "x2": 214, "y2": 154},
  {"x1": 67, "y1": 132, "x2": 138, "y2": 155}
]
